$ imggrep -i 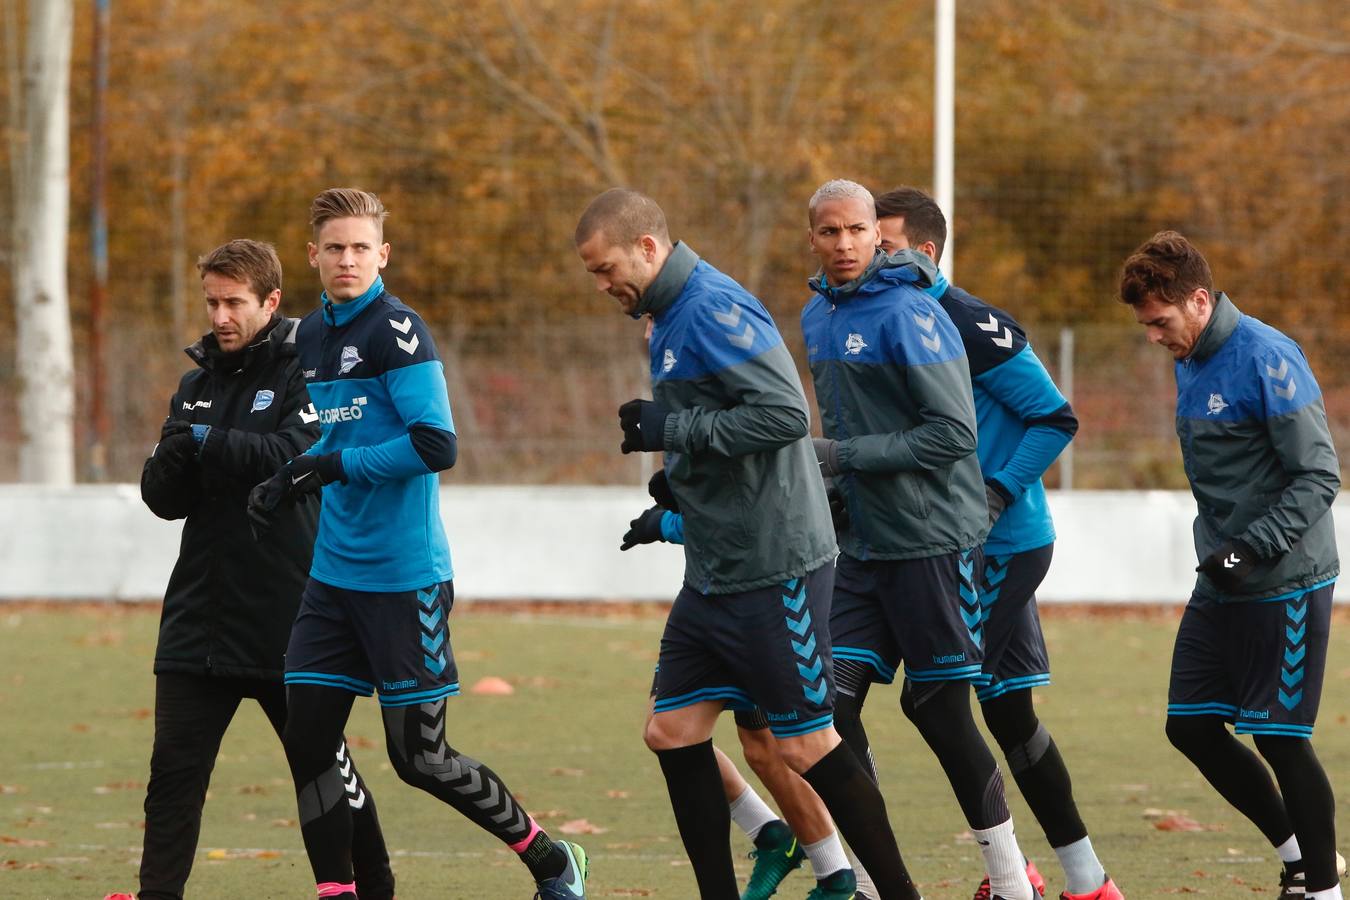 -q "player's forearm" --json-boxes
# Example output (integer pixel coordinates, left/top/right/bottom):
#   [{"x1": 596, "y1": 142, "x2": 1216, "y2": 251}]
[
  {"x1": 668, "y1": 402, "x2": 809, "y2": 458},
  {"x1": 987, "y1": 422, "x2": 1074, "y2": 500},
  {"x1": 337, "y1": 428, "x2": 457, "y2": 484},
  {"x1": 838, "y1": 414, "x2": 976, "y2": 473}
]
